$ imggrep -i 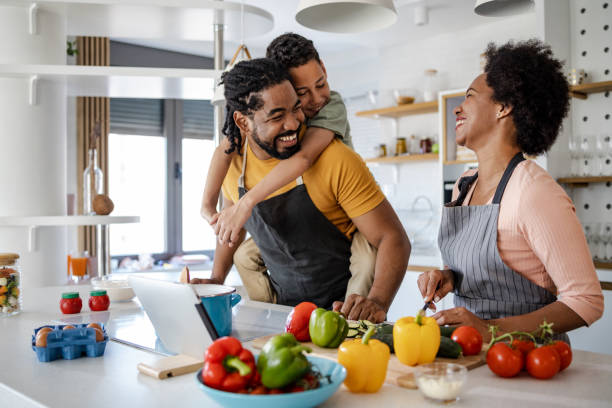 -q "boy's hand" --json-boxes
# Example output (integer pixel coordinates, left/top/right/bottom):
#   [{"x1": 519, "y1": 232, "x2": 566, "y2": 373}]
[{"x1": 214, "y1": 199, "x2": 253, "y2": 247}]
